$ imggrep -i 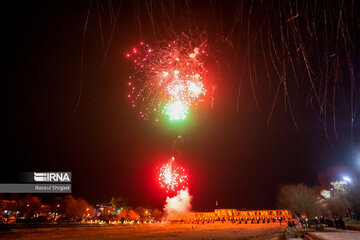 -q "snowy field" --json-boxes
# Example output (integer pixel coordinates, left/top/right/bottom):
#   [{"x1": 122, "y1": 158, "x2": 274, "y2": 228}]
[{"x1": 0, "y1": 223, "x2": 285, "y2": 240}]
